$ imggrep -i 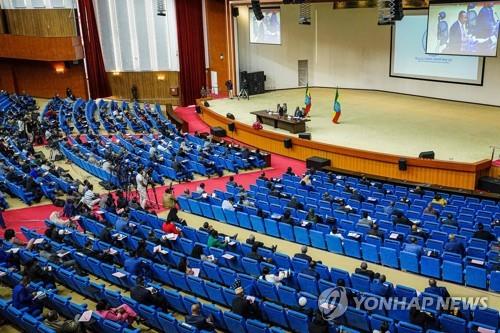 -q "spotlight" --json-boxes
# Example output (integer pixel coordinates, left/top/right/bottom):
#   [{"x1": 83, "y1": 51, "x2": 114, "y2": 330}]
[{"x1": 157, "y1": 0, "x2": 166, "y2": 16}]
